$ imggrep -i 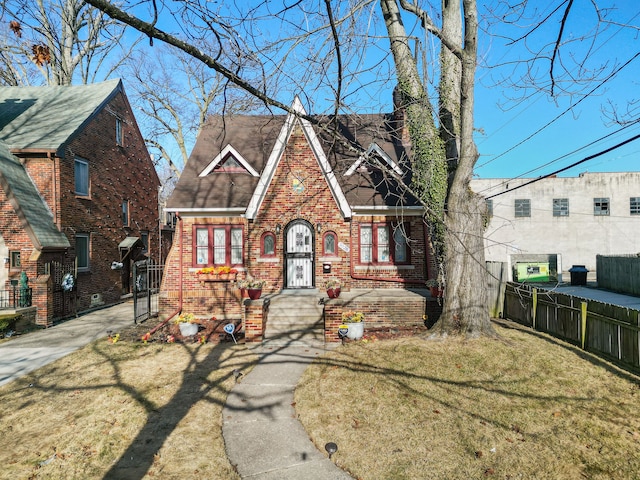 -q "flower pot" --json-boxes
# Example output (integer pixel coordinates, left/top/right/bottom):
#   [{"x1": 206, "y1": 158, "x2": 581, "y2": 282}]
[
  {"x1": 248, "y1": 288, "x2": 262, "y2": 300},
  {"x1": 346, "y1": 322, "x2": 364, "y2": 340},
  {"x1": 179, "y1": 322, "x2": 199, "y2": 337},
  {"x1": 327, "y1": 287, "x2": 341, "y2": 299},
  {"x1": 240, "y1": 288, "x2": 249, "y2": 298}
]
